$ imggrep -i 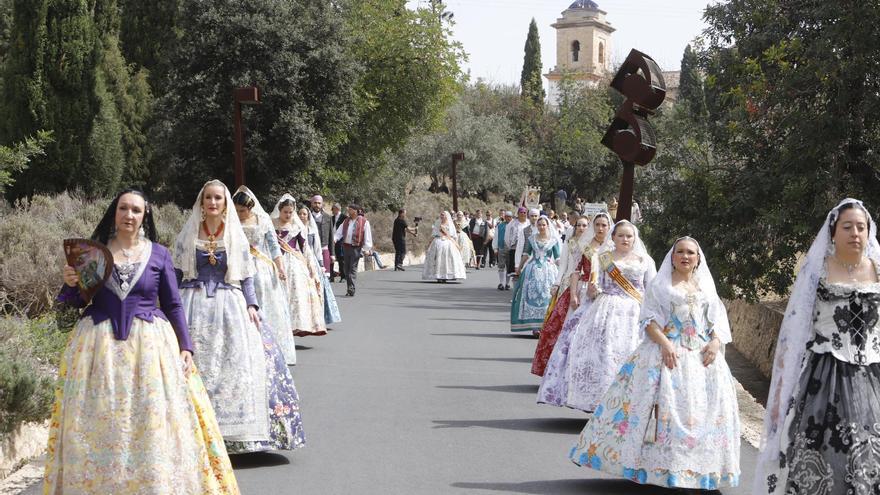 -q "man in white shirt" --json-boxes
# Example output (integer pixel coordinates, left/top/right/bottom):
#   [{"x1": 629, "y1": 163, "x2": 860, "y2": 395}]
[
  {"x1": 504, "y1": 207, "x2": 532, "y2": 287},
  {"x1": 514, "y1": 208, "x2": 541, "y2": 274},
  {"x1": 333, "y1": 204, "x2": 373, "y2": 297}
]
